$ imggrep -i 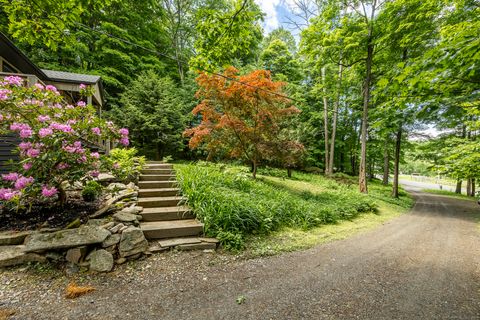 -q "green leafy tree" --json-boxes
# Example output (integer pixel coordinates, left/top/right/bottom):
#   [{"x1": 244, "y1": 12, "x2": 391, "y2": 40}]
[
  {"x1": 110, "y1": 70, "x2": 192, "y2": 159},
  {"x1": 192, "y1": 0, "x2": 263, "y2": 69}
]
